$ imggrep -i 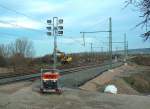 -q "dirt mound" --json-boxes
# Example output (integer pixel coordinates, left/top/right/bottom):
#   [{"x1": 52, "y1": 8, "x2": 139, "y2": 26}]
[
  {"x1": 99, "y1": 78, "x2": 139, "y2": 95},
  {"x1": 123, "y1": 69, "x2": 150, "y2": 94},
  {"x1": 80, "y1": 64, "x2": 150, "y2": 95}
]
